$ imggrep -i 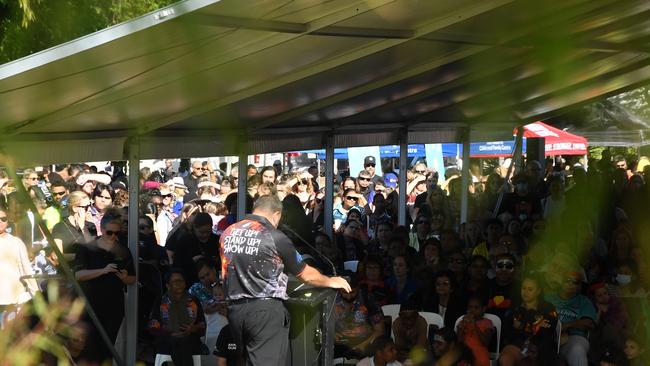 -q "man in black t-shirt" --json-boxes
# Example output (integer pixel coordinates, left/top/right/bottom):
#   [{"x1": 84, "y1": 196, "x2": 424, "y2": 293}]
[
  {"x1": 486, "y1": 253, "x2": 520, "y2": 321},
  {"x1": 220, "y1": 195, "x2": 351, "y2": 365},
  {"x1": 213, "y1": 323, "x2": 238, "y2": 366}
]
